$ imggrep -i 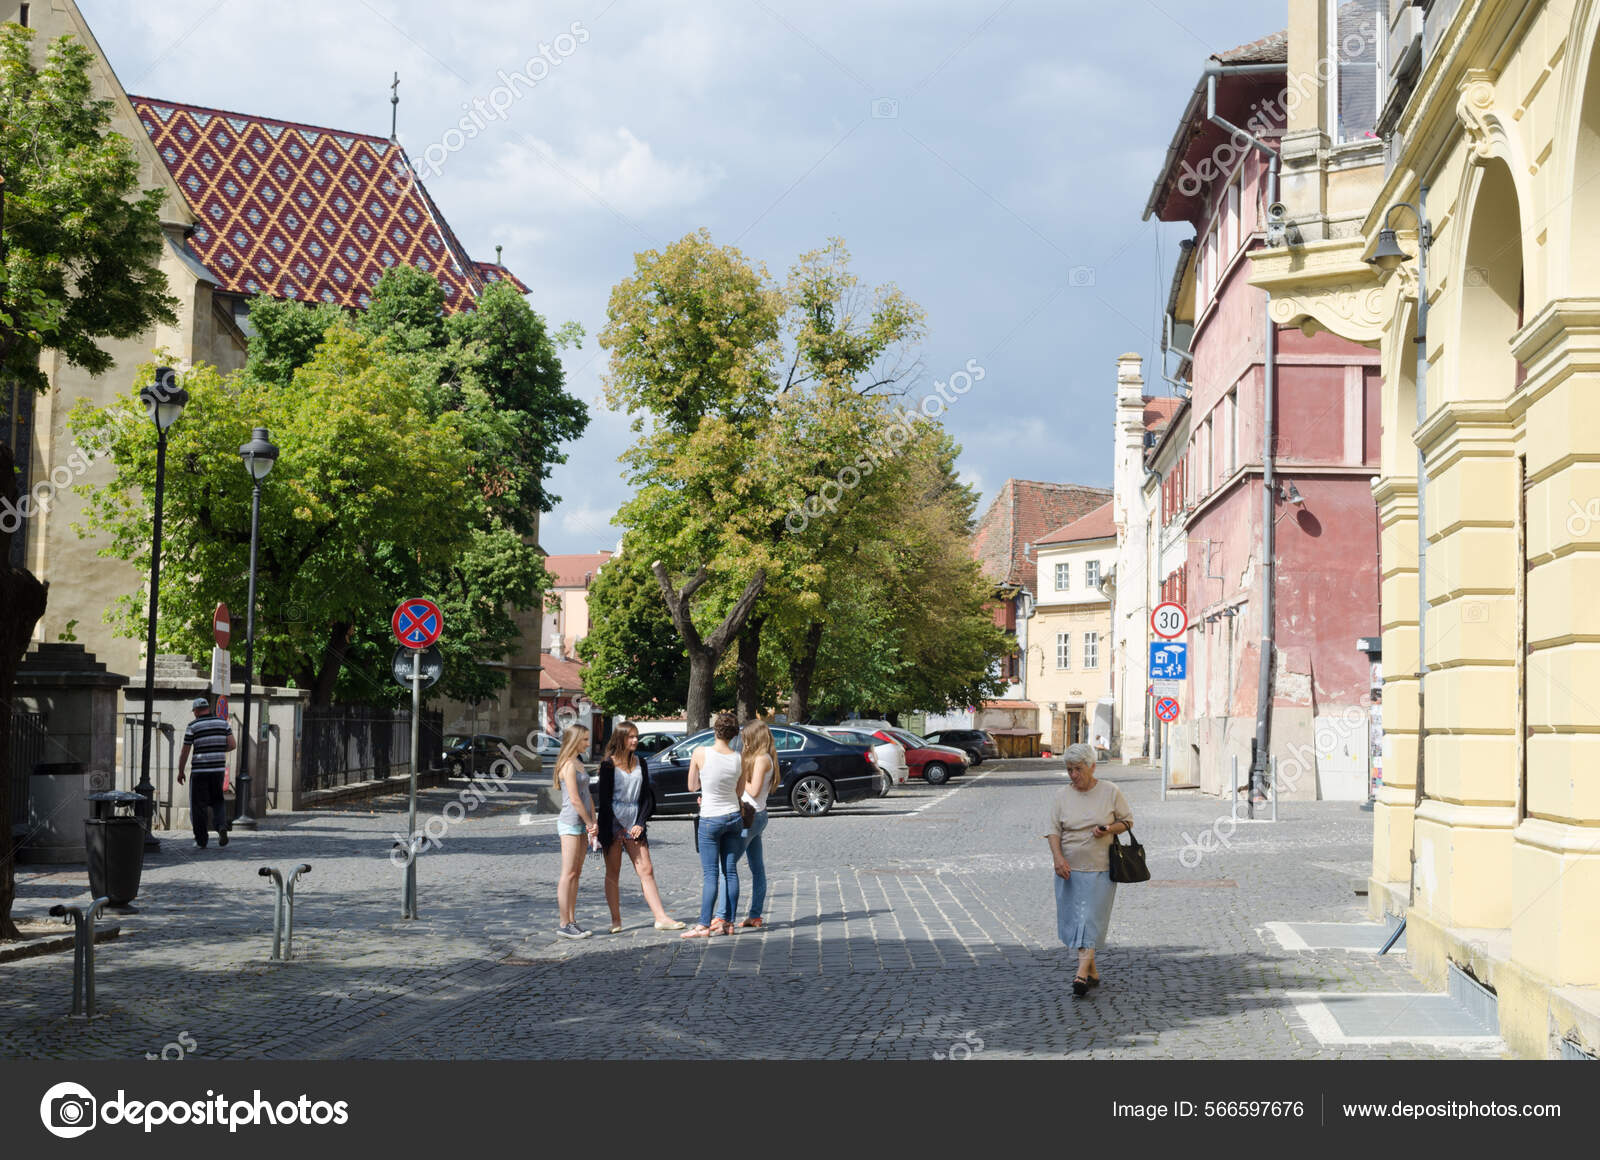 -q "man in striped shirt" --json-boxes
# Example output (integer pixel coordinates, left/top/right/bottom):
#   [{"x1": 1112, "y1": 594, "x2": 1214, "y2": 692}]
[{"x1": 178, "y1": 697, "x2": 236, "y2": 849}]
